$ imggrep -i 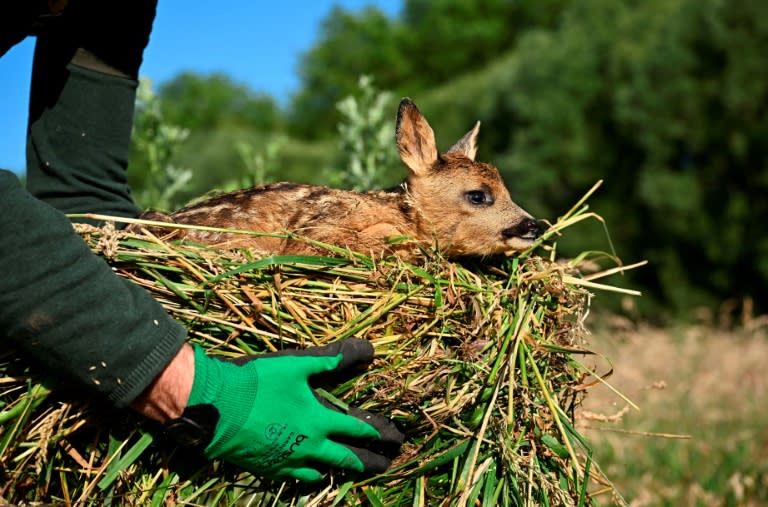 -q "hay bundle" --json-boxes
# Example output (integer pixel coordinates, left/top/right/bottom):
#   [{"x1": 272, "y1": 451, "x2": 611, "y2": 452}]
[{"x1": 0, "y1": 184, "x2": 633, "y2": 506}]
